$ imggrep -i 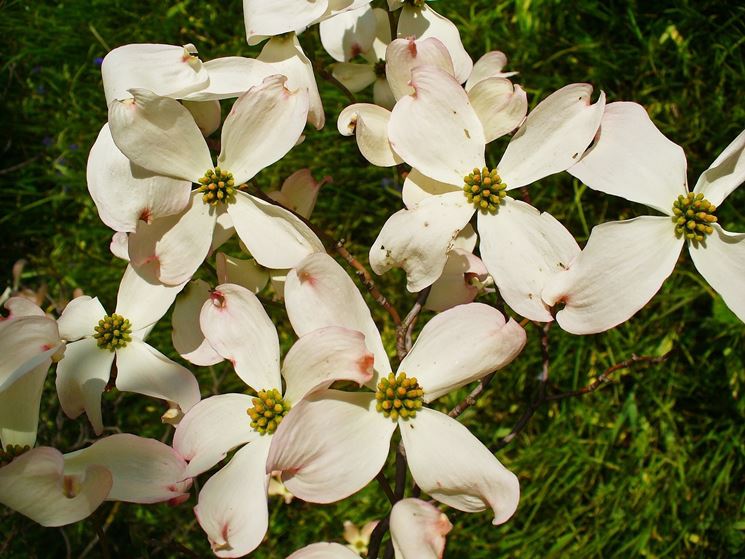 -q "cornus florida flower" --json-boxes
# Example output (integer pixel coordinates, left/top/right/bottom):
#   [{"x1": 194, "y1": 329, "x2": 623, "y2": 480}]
[
  {"x1": 55, "y1": 264, "x2": 199, "y2": 435},
  {"x1": 543, "y1": 103, "x2": 745, "y2": 333},
  {"x1": 266, "y1": 253, "x2": 526, "y2": 525},
  {"x1": 173, "y1": 283, "x2": 374, "y2": 557},
  {"x1": 0, "y1": 434, "x2": 190, "y2": 527},
  {"x1": 366, "y1": 65, "x2": 605, "y2": 322},
  {"x1": 108, "y1": 75, "x2": 323, "y2": 286}
]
